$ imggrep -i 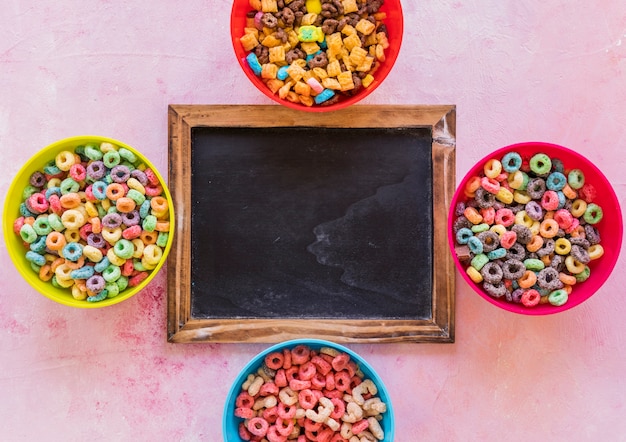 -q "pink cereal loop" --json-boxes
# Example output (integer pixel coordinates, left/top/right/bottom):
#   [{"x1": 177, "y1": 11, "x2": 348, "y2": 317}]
[
  {"x1": 69, "y1": 163, "x2": 86, "y2": 181},
  {"x1": 495, "y1": 208, "x2": 514, "y2": 227},
  {"x1": 480, "y1": 176, "x2": 500, "y2": 194},
  {"x1": 554, "y1": 209, "x2": 574, "y2": 229},
  {"x1": 247, "y1": 417, "x2": 269, "y2": 437},
  {"x1": 540, "y1": 190, "x2": 559, "y2": 211},
  {"x1": 144, "y1": 168, "x2": 160, "y2": 186}
]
